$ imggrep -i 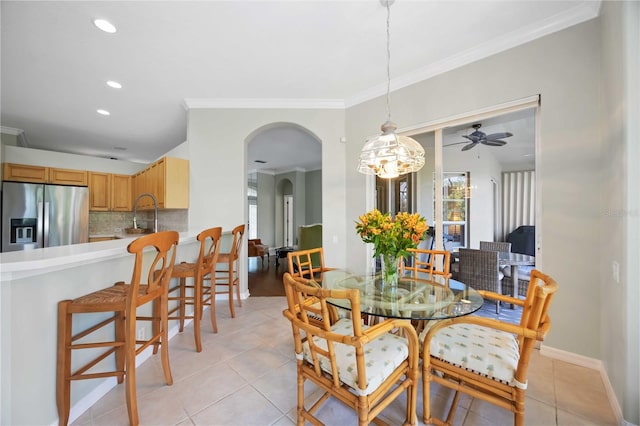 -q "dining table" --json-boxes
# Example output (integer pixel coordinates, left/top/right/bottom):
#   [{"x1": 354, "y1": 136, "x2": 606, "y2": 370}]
[
  {"x1": 498, "y1": 251, "x2": 536, "y2": 308},
  {"x1": 314, "y1": 269, "x2": 484, "y2": 322}
]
